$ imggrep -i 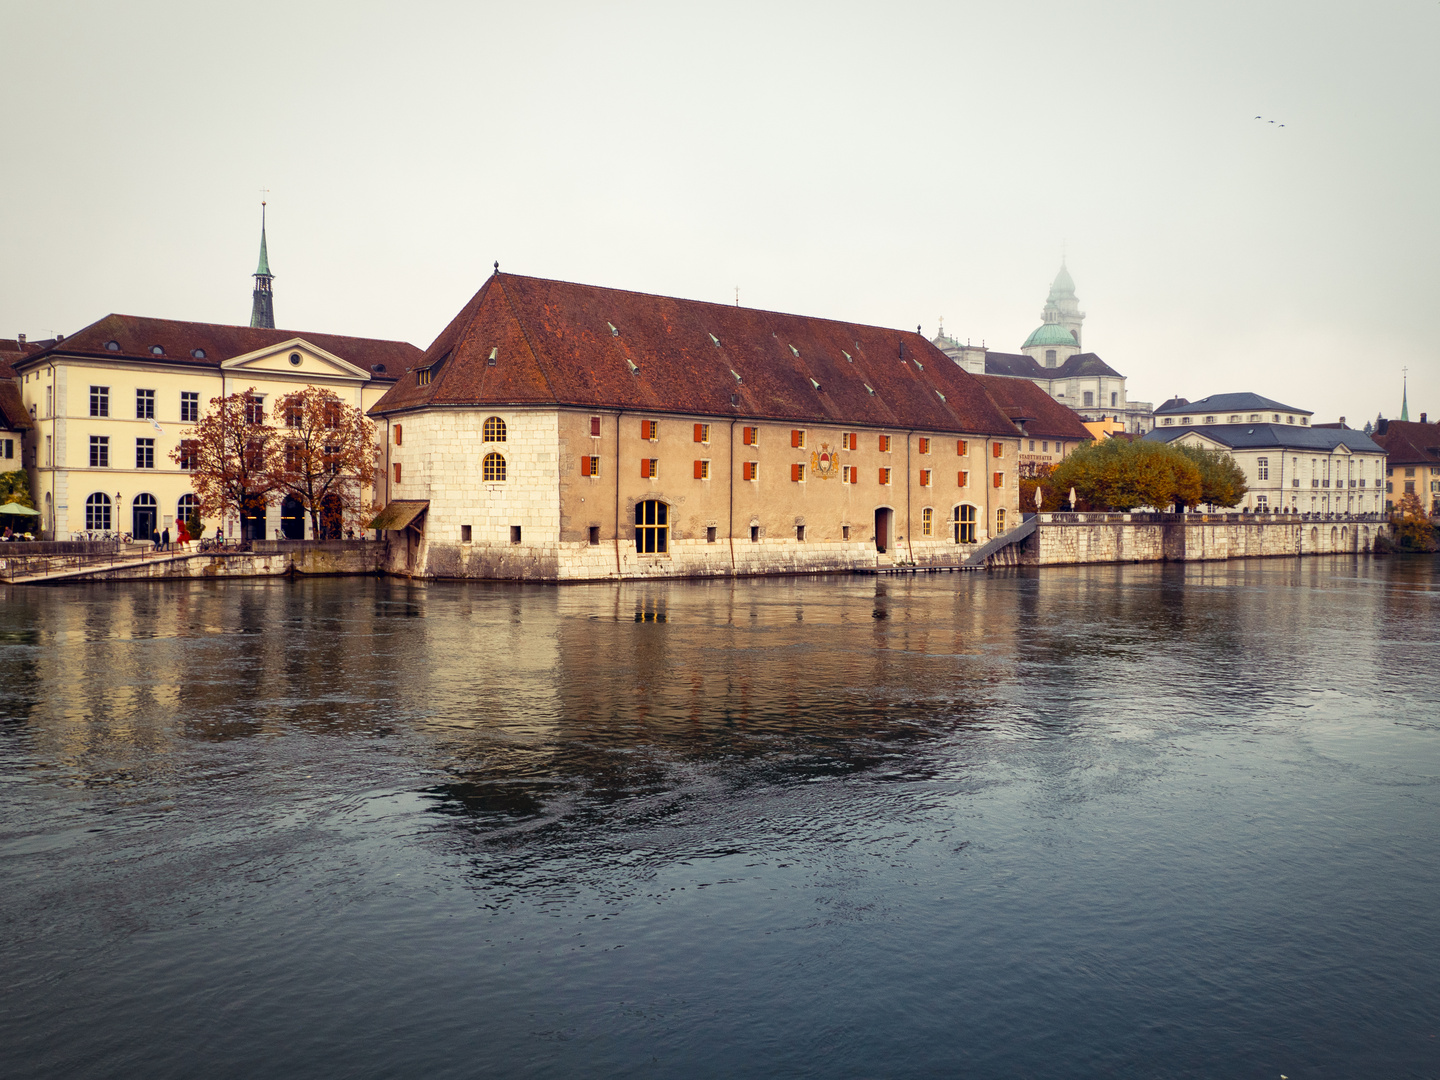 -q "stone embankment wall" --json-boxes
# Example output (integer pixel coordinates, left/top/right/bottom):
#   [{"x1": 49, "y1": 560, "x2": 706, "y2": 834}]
[
  {"x1": 25, "y1": 541, "x2": 385, "y2": 584},
  {"x1": 1011, "y1": 513, "x2": 1384, "y2": 566}
]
